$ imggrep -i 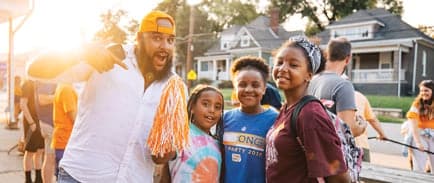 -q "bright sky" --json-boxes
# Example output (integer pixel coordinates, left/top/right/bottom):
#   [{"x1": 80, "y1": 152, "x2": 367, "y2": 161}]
[{"x1": 0, "y1": 0, "x2": 433, "y2": 54}]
